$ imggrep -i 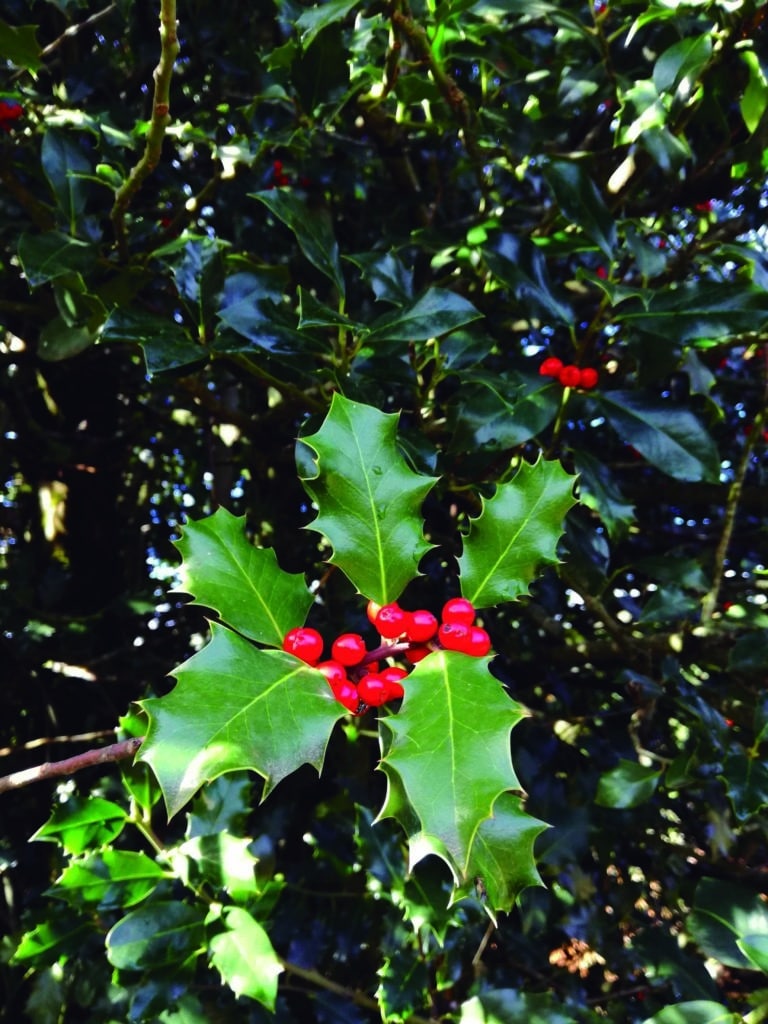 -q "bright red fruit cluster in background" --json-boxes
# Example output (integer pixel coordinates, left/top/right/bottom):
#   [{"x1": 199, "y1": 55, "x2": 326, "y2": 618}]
[{"x1": 539, "y1": 357, "x2": 599, "y2": 389}]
